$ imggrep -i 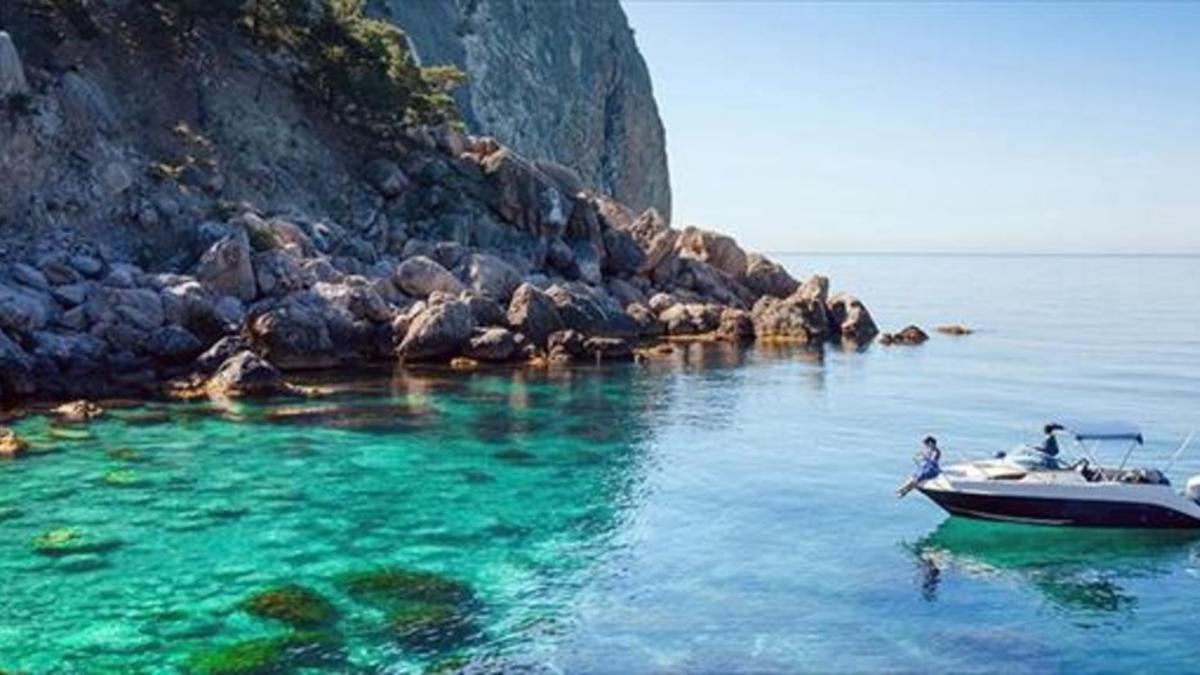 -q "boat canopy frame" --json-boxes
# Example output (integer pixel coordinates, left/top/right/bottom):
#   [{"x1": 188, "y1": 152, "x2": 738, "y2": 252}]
[{"x1": 1057, "y1": 420, "x2": 1144, "y2": 475}]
